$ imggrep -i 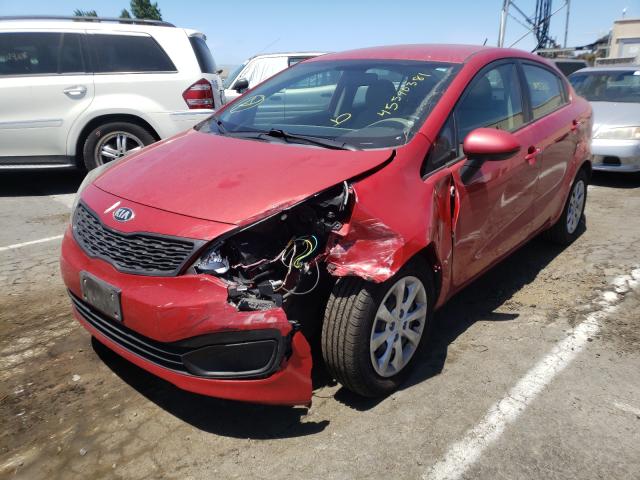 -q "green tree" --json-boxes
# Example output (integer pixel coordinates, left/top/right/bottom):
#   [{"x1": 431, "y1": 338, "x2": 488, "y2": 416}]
[
  {"x1": 119, "y1": 8, "x2": 132, "y2": 18},
  {"x1": 129, "y1": 0, "x2": 162, "y2": 20},
  {"x1": 73, "y1": 9, "x2": 98, "y2": 16}
]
